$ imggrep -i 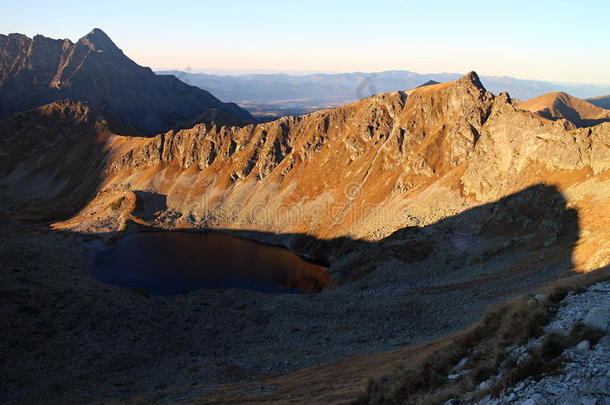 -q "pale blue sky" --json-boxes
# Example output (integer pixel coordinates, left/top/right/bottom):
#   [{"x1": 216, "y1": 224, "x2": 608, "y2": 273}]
[{"x1": 2, "y1": 0, "x2": 609, "y2": 84}]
